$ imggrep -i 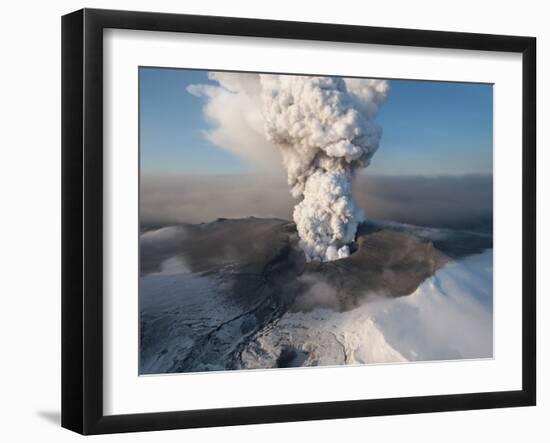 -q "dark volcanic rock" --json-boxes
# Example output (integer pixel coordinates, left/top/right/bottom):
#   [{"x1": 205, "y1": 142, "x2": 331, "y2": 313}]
[
  {"x1": 140, "y1": 217, "x2": 299, "y2": 274},
  {"x1": 141, "y1": 217, "x2": 454, "y2": 312},
  {"x1": 296, "y1": 229, "x2": 449, "y2": 311},
  {"x1": 178, "y1": 217, "x2": 297, "y2": 275}
]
